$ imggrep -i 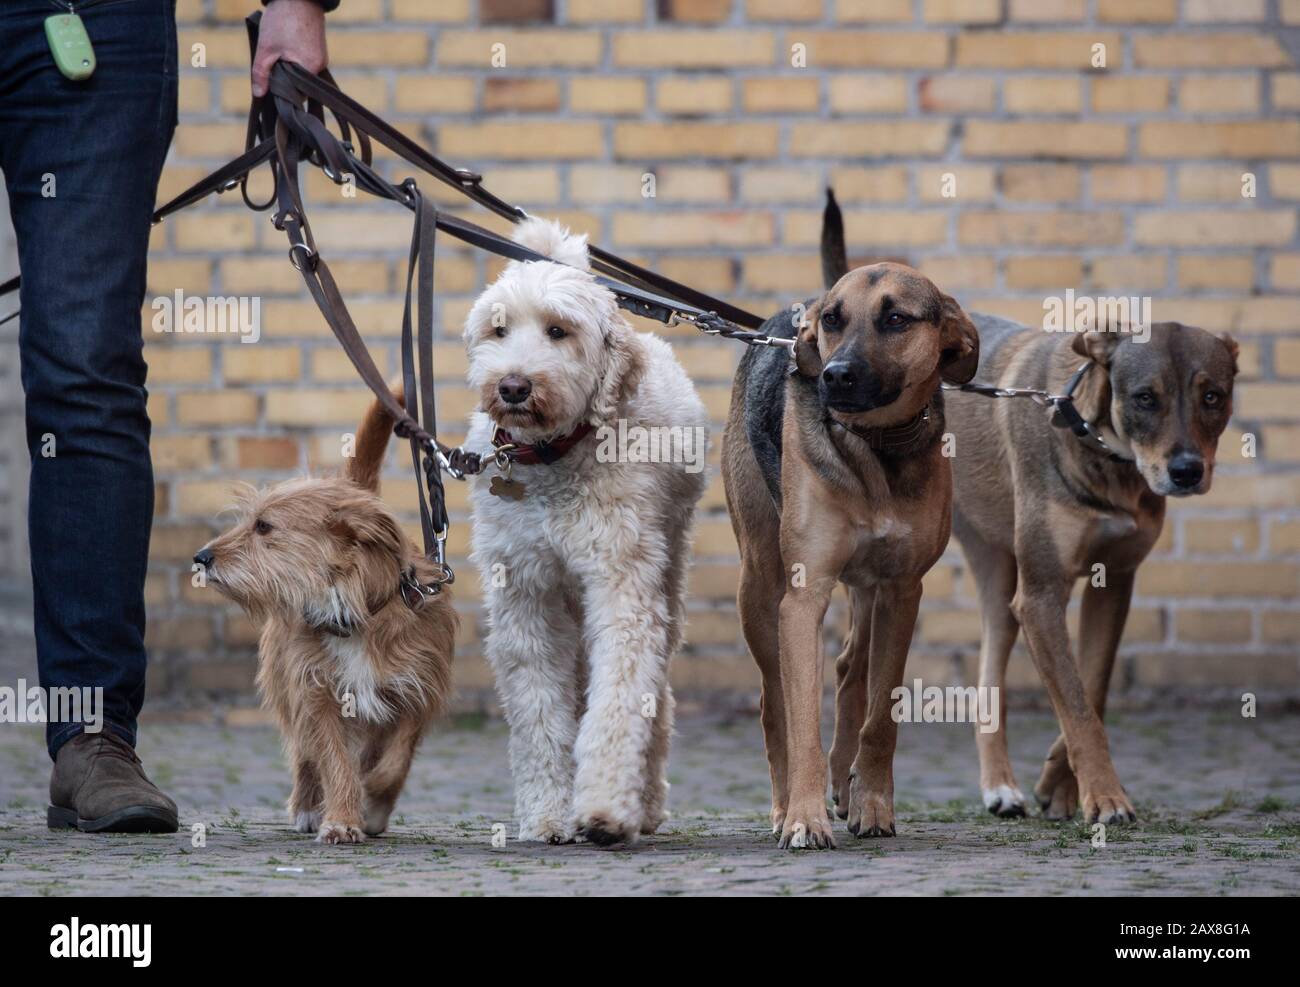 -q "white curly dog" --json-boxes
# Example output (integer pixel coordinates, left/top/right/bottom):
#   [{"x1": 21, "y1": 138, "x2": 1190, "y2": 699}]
[{"x1": 464, "y1": 218, "x2": 708, "y2": 846}]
